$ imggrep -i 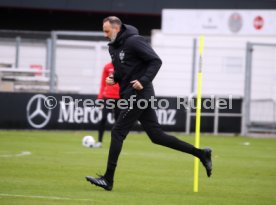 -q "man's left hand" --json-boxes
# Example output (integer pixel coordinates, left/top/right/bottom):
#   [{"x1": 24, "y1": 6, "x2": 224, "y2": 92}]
[{"x1": 130, "y1": 80, "x2": 144, "y2": 90}]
